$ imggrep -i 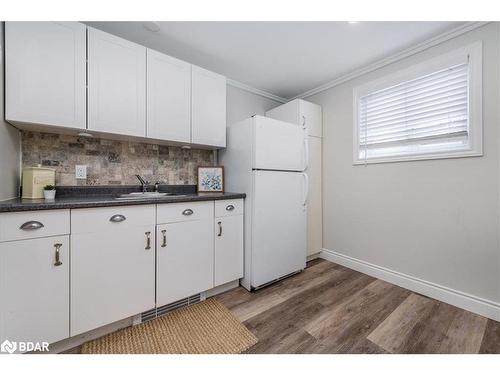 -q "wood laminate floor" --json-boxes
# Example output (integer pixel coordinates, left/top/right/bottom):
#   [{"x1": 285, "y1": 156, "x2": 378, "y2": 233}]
[{"x1": 216, "y1": 259, "x2": 500, "y2": 354}]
